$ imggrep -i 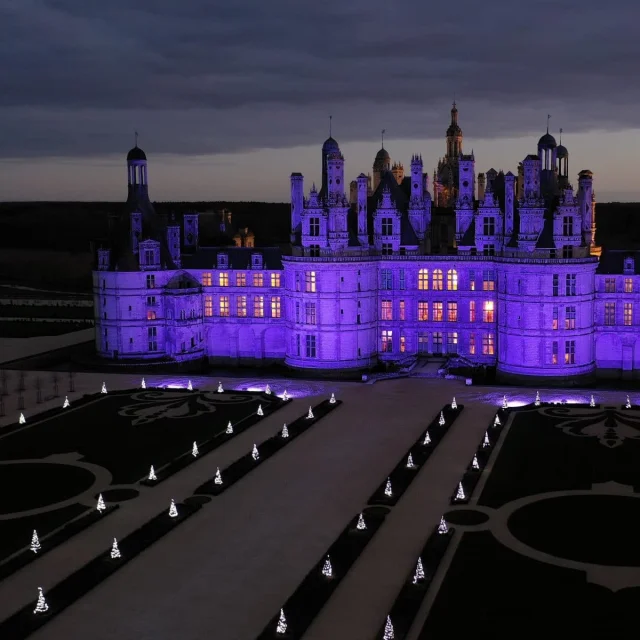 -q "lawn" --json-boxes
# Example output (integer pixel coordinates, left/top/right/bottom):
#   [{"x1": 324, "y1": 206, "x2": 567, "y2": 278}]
[
  {"x1": 0, "y1": 388, "x2": 281, "y2": 564},
  {"x1": 418, "y1": 404, "x2": 640, "y2": 638}
]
